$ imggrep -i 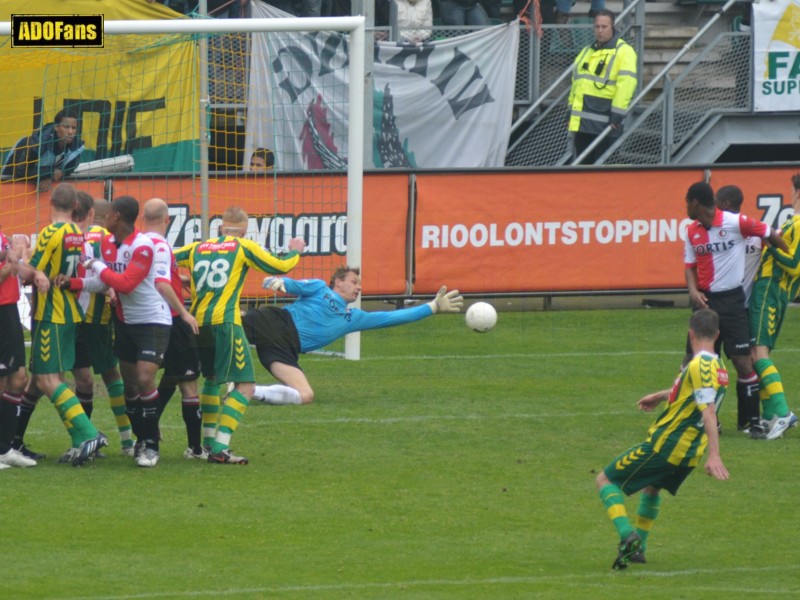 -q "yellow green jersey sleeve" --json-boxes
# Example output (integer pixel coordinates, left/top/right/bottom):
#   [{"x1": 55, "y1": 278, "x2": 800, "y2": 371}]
[
  {"x1": 82, "y1": 224, "x2": 112, "y2": 324},
  {"x1": 646, "y1": 351, "x2": 727, "y2": 467},
  {"x1": 176, "y1": 236, "x2": 300, "y2": 326},
  {"x1": 29, "y1": 222, "x2": 84, "y2": 324}
]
